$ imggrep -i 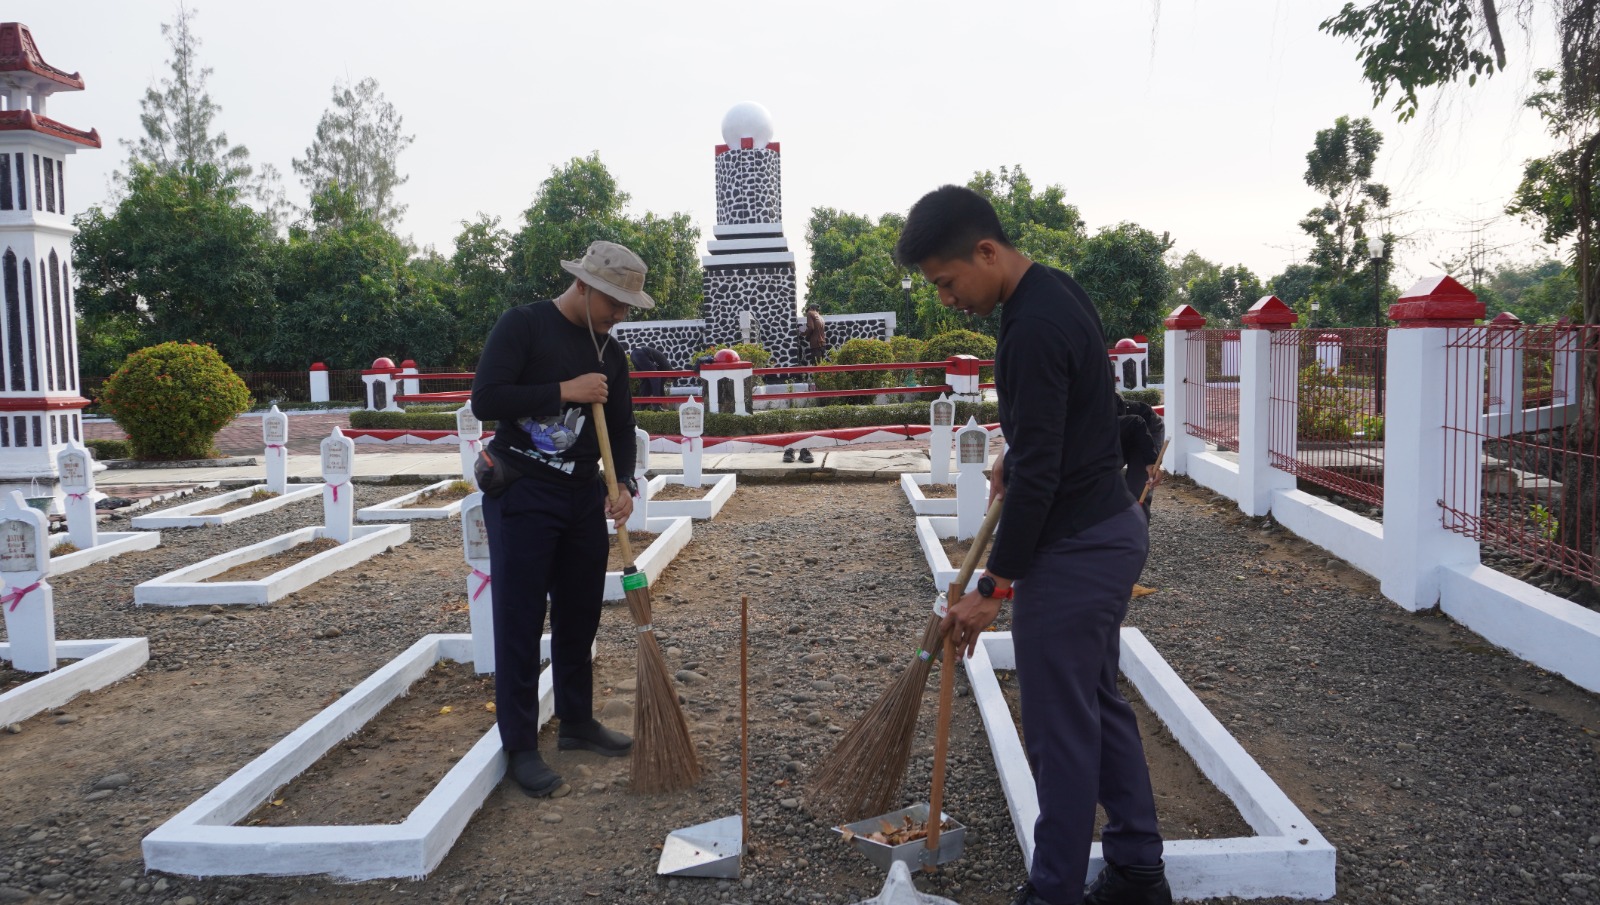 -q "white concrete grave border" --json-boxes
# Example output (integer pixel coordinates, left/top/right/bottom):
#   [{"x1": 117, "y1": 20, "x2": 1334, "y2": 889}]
[
  {"x1": 130, "y1": 483, "x2": 325, "y2": 529},
  {"x1": 965, "y1": 630, "x2": 1335, "y2": 901},
  {"x1": 49, "y1": 531, "x2": 161, "y2": 577},
  {"x1": 49, "y1": 441, "x2": 161, "y2": 577},
  {"x1": 356, "y1": 479, "x2": 468, "y2": 522},
  {"x1": 913, "y1": 516, "x2": 982, "y2": 595},
  {"x1": 899, "y1": 473, "x2": 956, "y2": 517},
  {"x1": 604, "y1": 516, "x2": 692, "y2": 601},
  {"x1": 133, "y1": 523, "x2": 409, "y2": 607},
  {"x1": 0, "y1": 638, "x2": 150, "y2": 727},
  {"x1": 142, "y1": 633, "x2": 565, "y2": 881},
  {"x1": 650, "y1": 473, "x2": 737, "y2": 521}
]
